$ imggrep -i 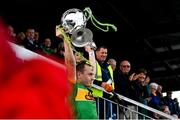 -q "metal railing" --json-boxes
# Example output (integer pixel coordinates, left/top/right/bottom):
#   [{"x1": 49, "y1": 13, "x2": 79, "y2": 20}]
[{"x1": 92, "y1": 84, "x2": 176, "y2": 120}]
